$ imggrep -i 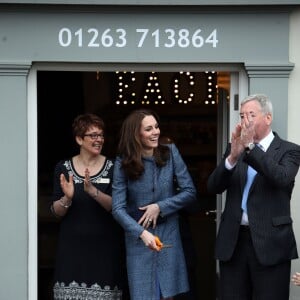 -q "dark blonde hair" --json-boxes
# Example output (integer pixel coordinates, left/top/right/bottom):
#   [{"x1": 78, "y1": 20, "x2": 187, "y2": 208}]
[
  {"x1": 118, "y1": 109, "x2": 170, "y2": 180},
  {"x1": 72, "y1": 113, "x2": 105, "y2": 138}
]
